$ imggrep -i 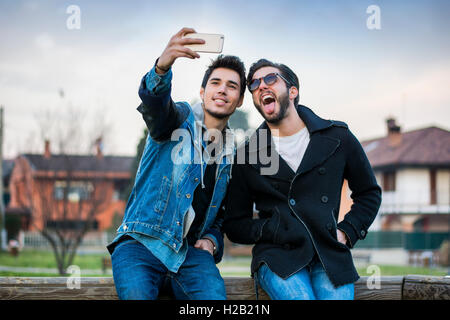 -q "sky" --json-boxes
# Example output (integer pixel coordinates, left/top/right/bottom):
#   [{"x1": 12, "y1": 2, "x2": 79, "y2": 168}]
[{"x1": 0, "y1": 0, "x2": 449, "y2": 158}]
